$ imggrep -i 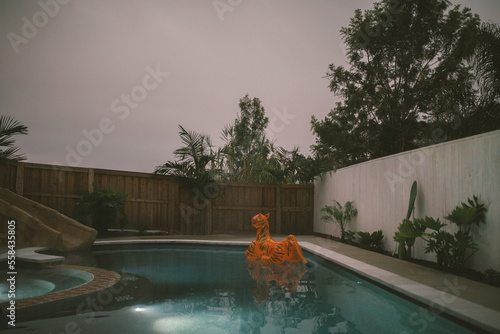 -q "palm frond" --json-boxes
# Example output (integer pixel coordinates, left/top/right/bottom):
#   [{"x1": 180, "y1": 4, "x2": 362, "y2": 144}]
[{"x1": 0, "y1": 115, "x2": 28, "y2": 161}]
